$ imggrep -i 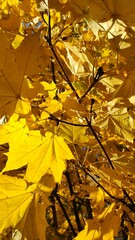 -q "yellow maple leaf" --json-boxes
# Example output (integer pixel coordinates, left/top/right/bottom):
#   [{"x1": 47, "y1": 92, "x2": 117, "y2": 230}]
[
  {"x1": 0, "y1": 117, "x2": 29, "y2": 148},
  {"x1": 0, "y1": 31, "x2": 46, "y2": 117},
  {"x1": 1, "y1": 0, "x2": 19, "y2": 15},
  {"x1": 99, "y1": 203, "x2": 122, "y2": 240},
  {"x1": 40, "y1": 81, "x2": 57, "y2": 99},
  {"x1": 18, "y1": 174, "x2": 54, "y2": 240},
  {"x1": 59, "y1": 123, "x2": 88, "y2": 143},
  {"x1": 69, "y1": 0, "x2": 135, "y2": 25},
  {"x1": 74, "y1": 203, "x2": 122, "y2": 240},
  {"x1": 56, "y1": 41, "x2": 92, "y2": 76},
  {"x1": 98, "y1": 105, "x2": 134, "y2": 143},
  {"x1": 19, "y1": 192, "x2": 49, "y2": 240},
  {"x1": 114, "y1": 70, "x2": 135, "y2": 99},
  {"x1": 0, "y1": 174, "x2": 37, "y2": 234},
  {"x1": 90, "y1": 187, "x2": 105, "y2": 210},
  {"x1": 3, "y1": 131, "x2": 74, "y2": 183},
  {"x1": 40, "y1": 99, "x2": 62, "y2": 120},
  {"x1": 73, "y1": 221, "x2": 89, "y2": 240}
]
